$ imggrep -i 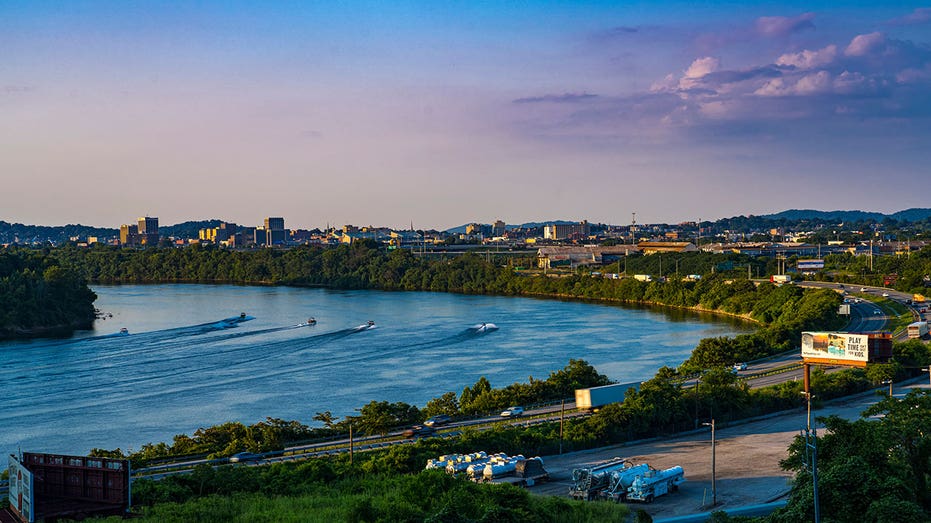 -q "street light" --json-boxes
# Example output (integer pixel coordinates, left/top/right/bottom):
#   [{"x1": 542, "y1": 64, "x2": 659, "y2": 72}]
[
  {"x1": 882, "y1": 379, "x2": 893, "y2": 397},
  {"x1": 702, "y1": 418, "x2": 716, "y2": 507}
]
